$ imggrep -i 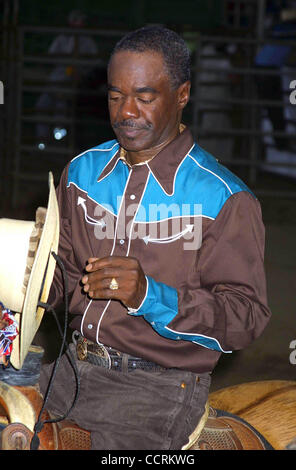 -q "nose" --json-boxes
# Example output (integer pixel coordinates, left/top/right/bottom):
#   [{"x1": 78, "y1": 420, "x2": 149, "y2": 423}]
[{"x1": 120, "y1": 96, "x2": 140, "y2": 120}]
